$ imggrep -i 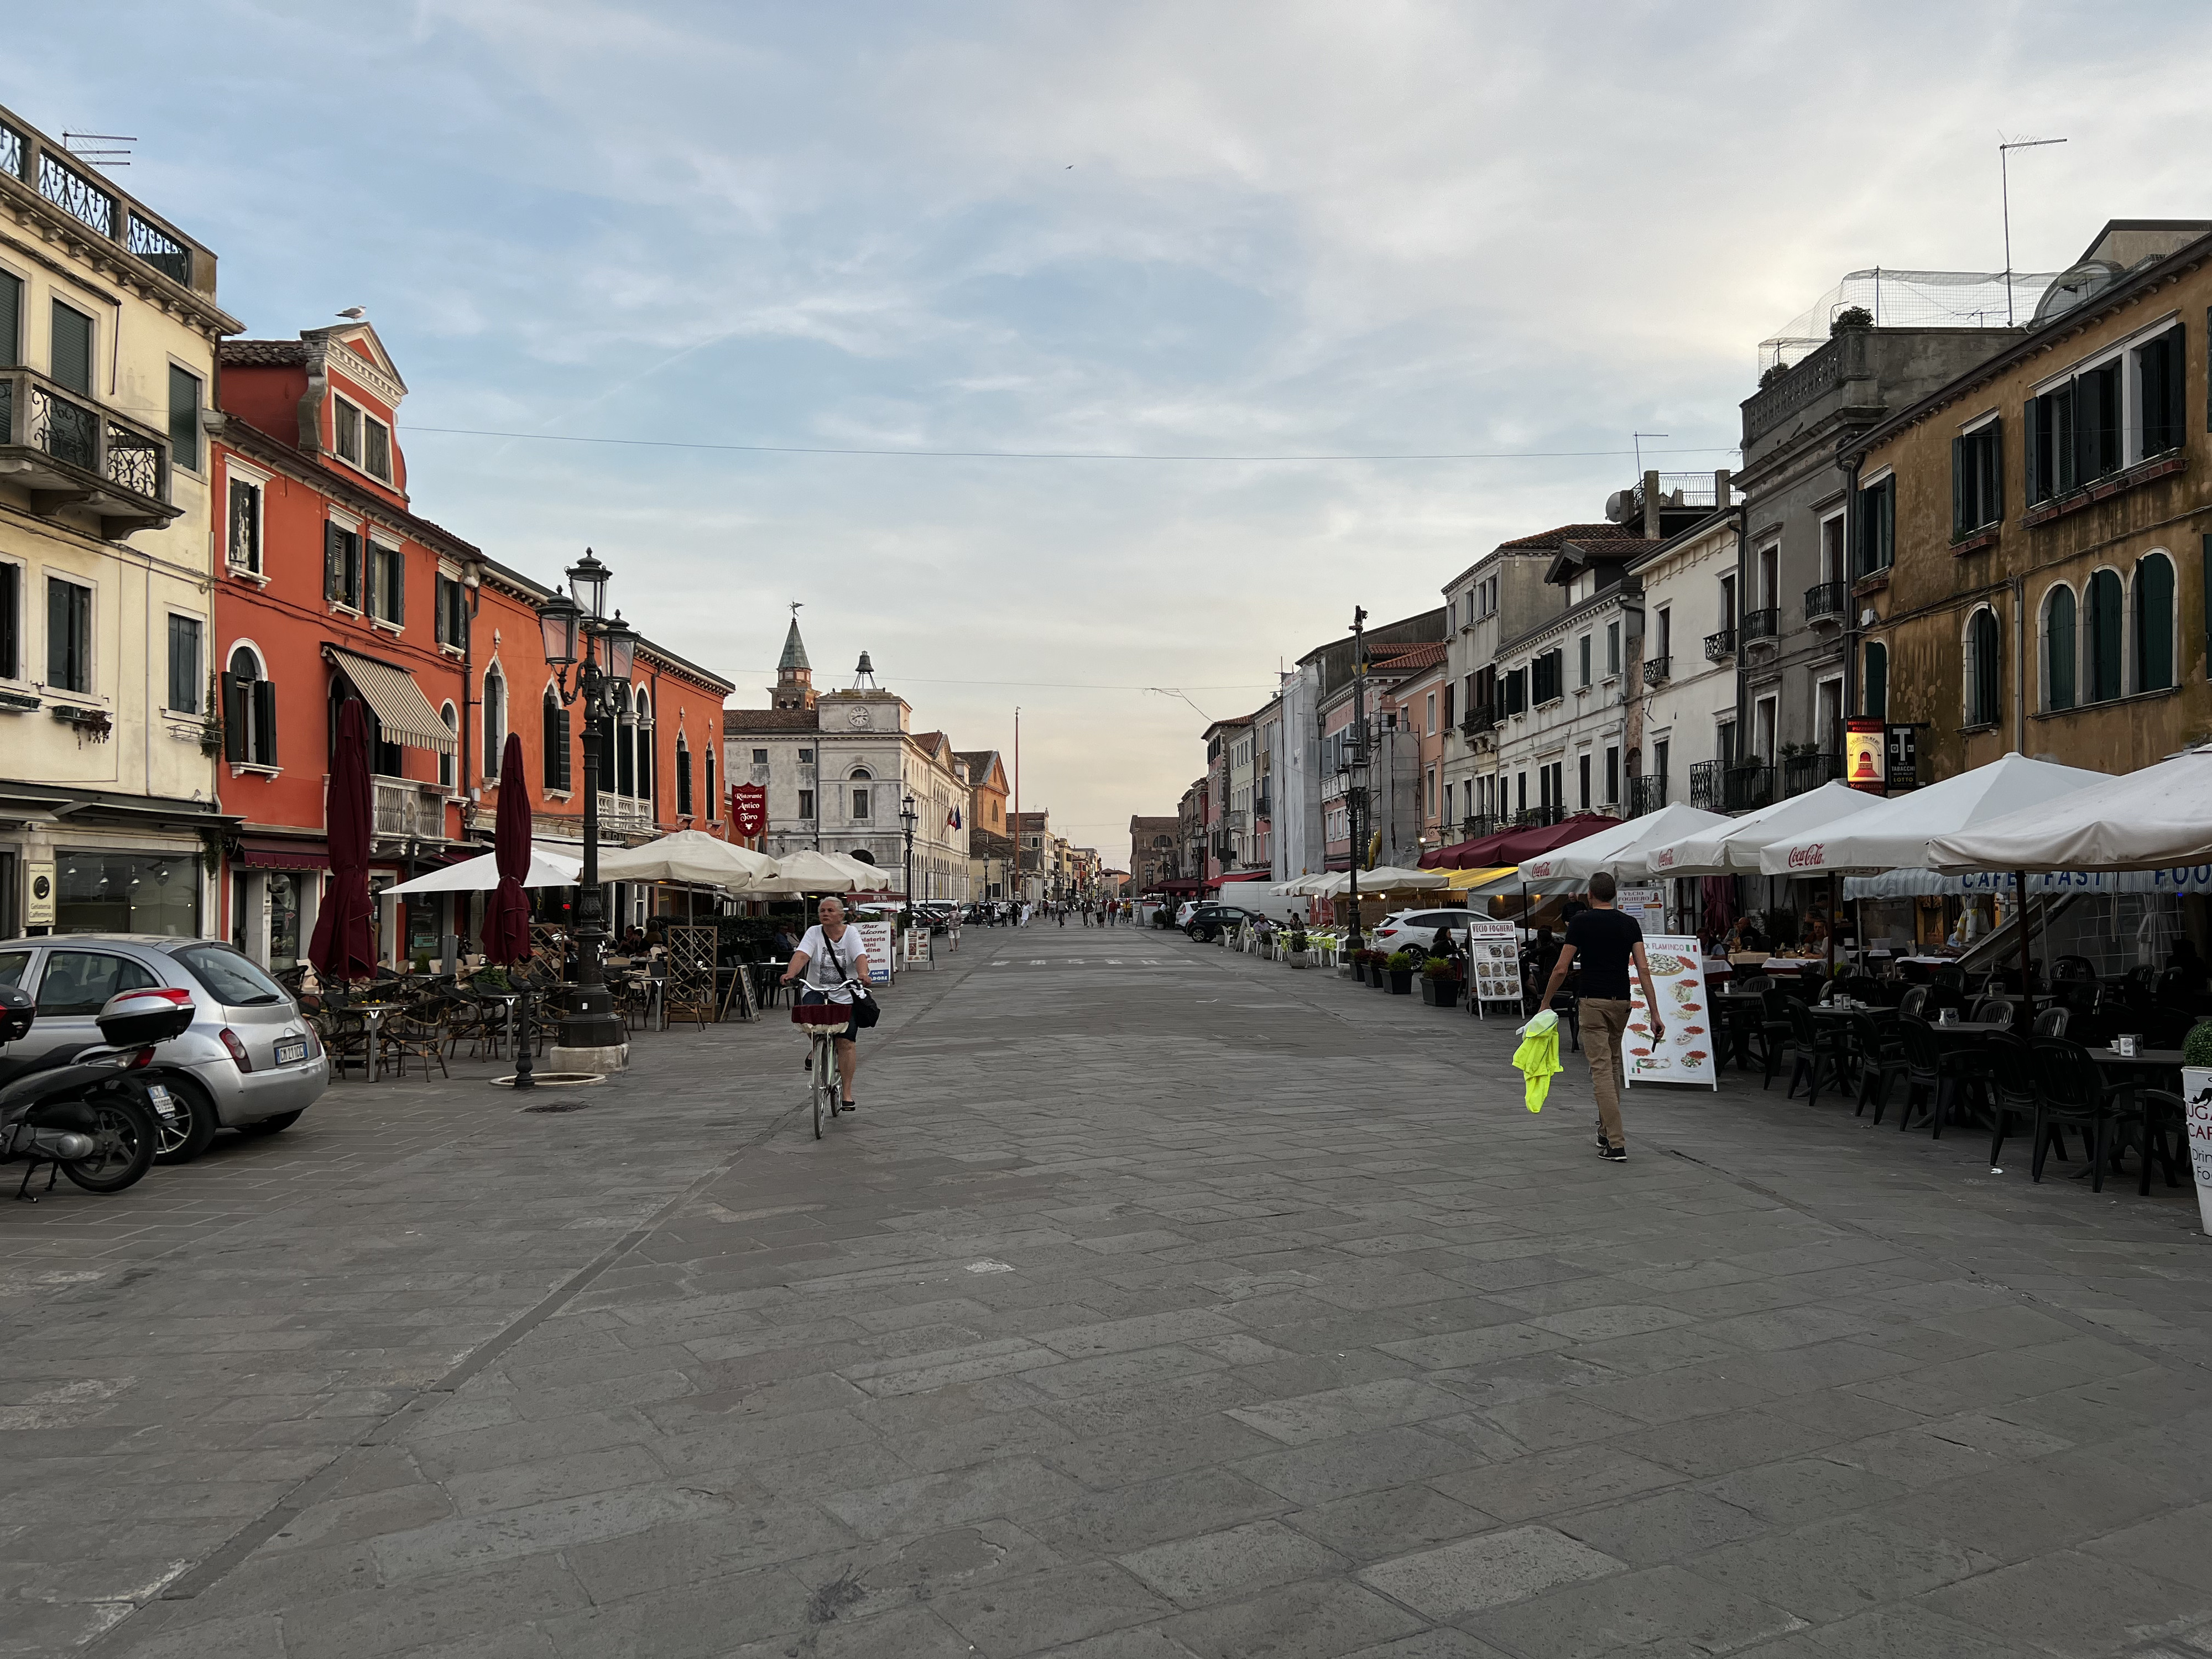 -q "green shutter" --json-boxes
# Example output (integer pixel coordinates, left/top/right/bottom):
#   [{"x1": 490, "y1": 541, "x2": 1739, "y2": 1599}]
[
  {"x1": 325, "y1": 524, "x2": 345, "y2": 602},
  {"x1": 168, "y1": 364, "x2": 199, "y2": 471},
  {"x1": 252, "y1": 680, "x2": 279, "y2": 765},
  {"x1": 0, "y1": 269, "x2": 19, "y2": 367},
  {"x1": 2047, "y1": 586, "x2": 2076, "y2": 711},
  {"x1": 49, "y1": 301, "x2": 92, "y2": 395},
  {"x1": 223, "y1": 674, "x2": 248, "y2": 763},
  {"x1": 388, "y1": 549, "x2": 405, "y2": 629},
  {"x1": 2139, "y1": 554, "x2": 2175, "y2": 692},
  {"x1": 1951, "y1": 436, "x2": 1966, "y2": 539}
]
